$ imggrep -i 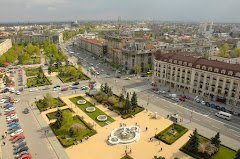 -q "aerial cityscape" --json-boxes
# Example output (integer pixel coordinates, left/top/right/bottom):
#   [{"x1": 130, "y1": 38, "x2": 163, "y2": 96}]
[{"x1": 0, "y1": 0, "x2": 240, "y2": 159}]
